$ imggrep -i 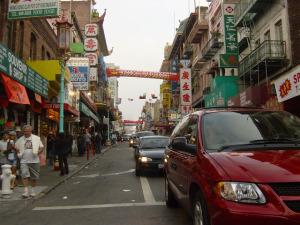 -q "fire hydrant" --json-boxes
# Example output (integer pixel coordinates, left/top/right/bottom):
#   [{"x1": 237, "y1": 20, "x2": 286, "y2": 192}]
[{"x1": 1, "y1": 165, "x2": 16, "y2": 198}]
